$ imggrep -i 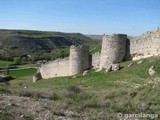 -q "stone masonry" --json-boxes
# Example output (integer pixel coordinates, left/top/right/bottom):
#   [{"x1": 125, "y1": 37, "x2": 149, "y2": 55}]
[
  {"x1": 99, "y1": 34, "x2": 127, "y2": 70},
  {"x1": 40, "y1": 45, "x2": 90, "y2": 79},
  {"x1": 39, "y1": 27, "x2": 160, "y2": 79}
]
